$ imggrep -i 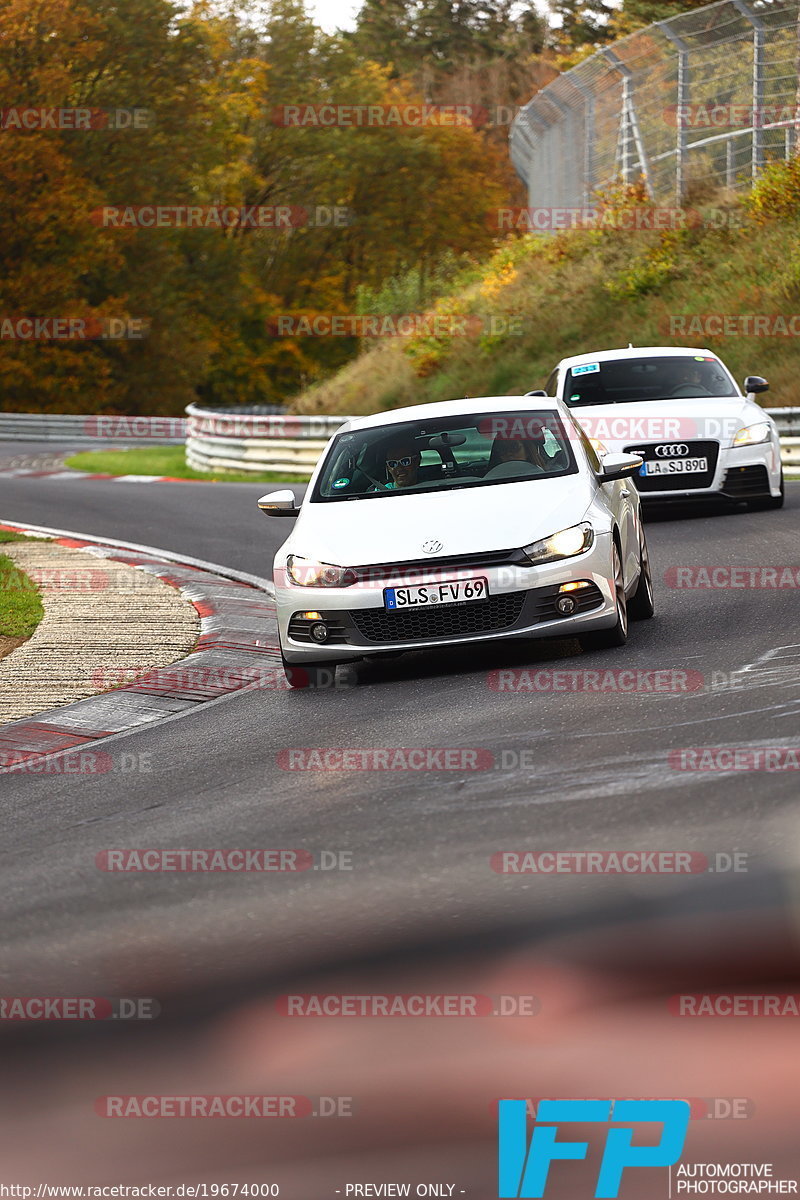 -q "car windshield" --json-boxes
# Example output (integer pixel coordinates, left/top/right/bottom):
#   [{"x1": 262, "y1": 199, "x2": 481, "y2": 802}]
[
  {"x1": 564, "y1": 356, "x2": 738, "y2": 406},
  {"x1": 312, "y1": 410, "x2": 577, "y2": 501}
]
